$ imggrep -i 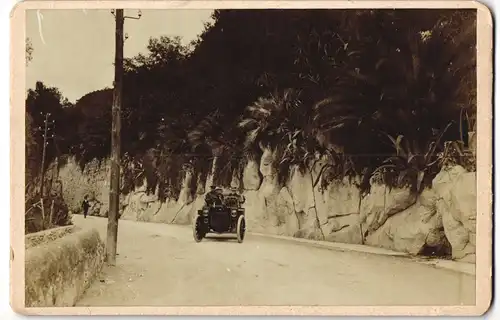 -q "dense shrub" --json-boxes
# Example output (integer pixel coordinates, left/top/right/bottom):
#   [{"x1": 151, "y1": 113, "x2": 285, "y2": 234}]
[{"x1": 25, "y1": 194, "x2": 72, "y2": 234}]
